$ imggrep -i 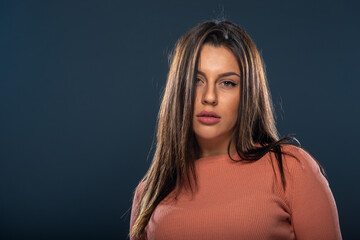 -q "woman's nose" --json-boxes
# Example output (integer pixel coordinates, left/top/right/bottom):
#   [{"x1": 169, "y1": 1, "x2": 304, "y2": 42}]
[{"x1": 202, "y1": 84, "x2": 217, "y2": 105}]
